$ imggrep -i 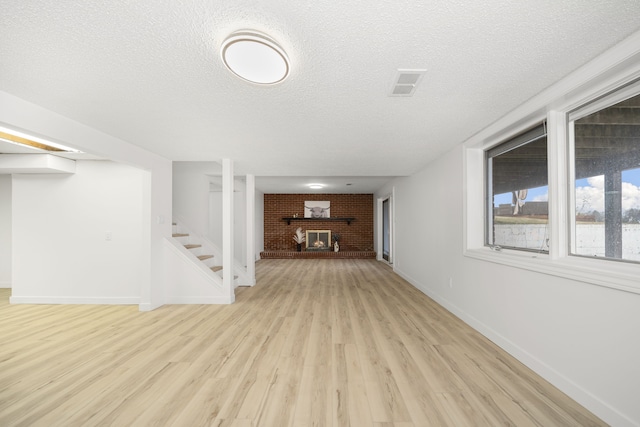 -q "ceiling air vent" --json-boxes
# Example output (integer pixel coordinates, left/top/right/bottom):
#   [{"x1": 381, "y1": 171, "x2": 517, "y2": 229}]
[{"x1": 389, "y1": 69, "x2": 427, "y2": 97}]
